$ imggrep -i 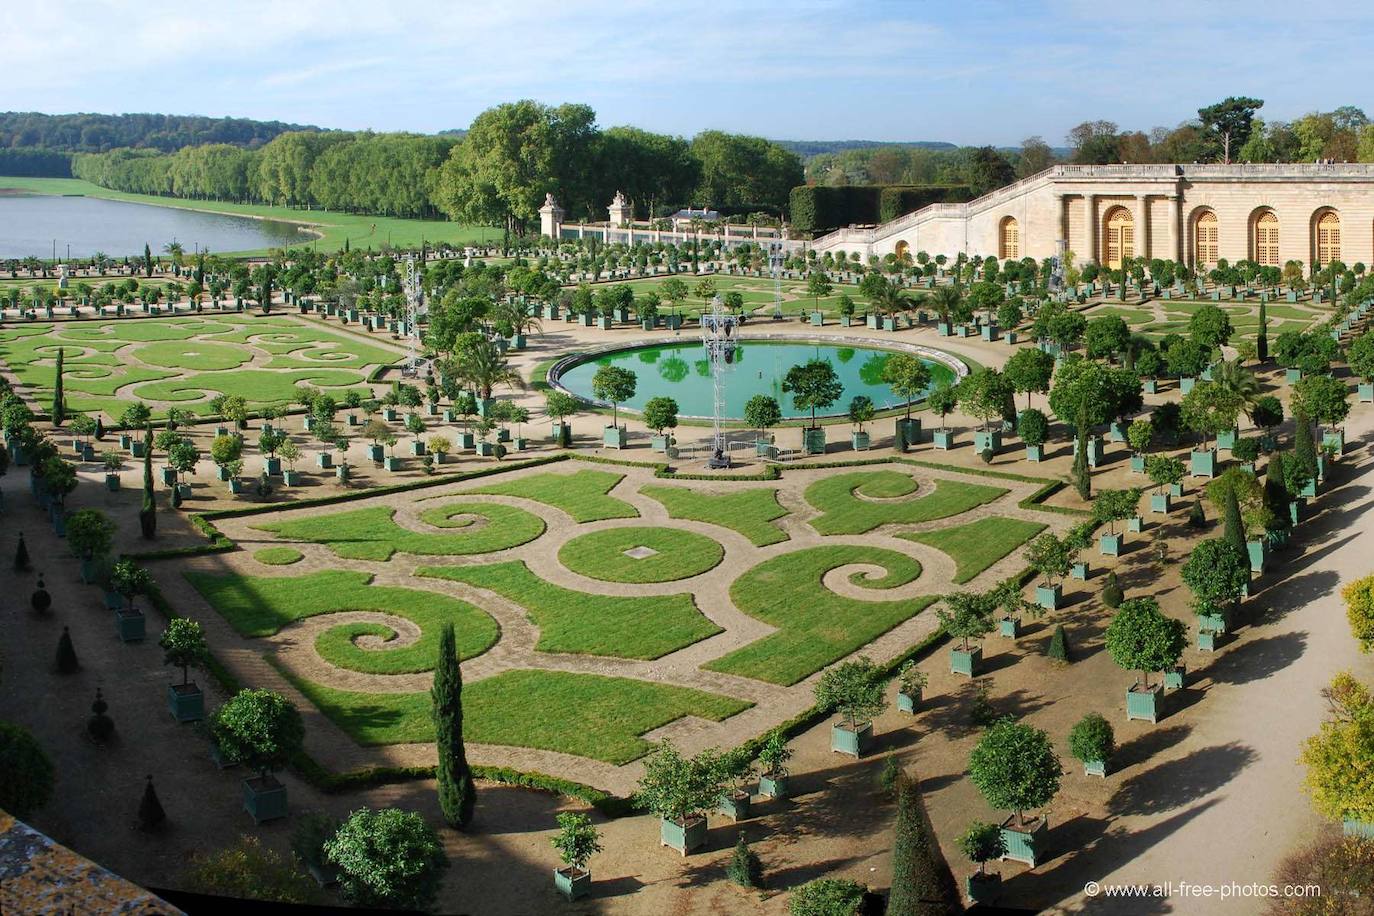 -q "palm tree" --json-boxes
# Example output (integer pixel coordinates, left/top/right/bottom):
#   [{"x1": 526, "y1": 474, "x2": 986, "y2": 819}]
[
  {"x1": 454, "y1": 336, "x2": 520, "y2": 400},
  {"x1": 489, "y1": 298, "x2": 541, "y2": 341},
  {"x1": 1212, "y1": 358, "x2": 1261, "y2": 421},
  {"x1": 163, "y1": 241, "x2": 185, "y2": 269},
  {"x1": 930, "y1": 285, "x2": 961, "y2": 325}
]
